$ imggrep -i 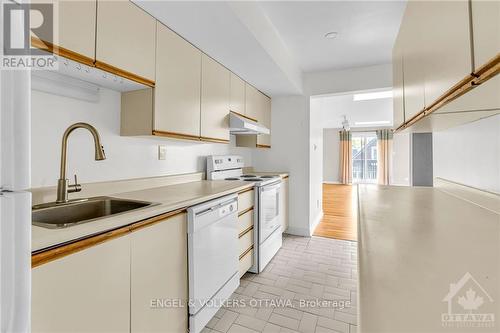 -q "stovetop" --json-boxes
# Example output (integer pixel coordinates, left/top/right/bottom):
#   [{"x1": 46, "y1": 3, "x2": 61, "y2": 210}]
[{"x1": 224, "y1": 174, "x2": 281, "y2": 186}]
